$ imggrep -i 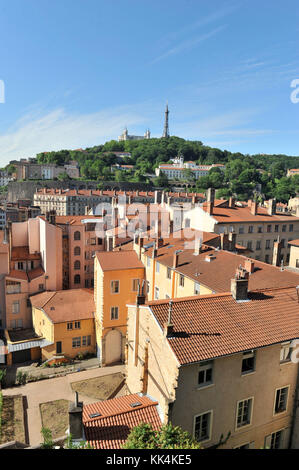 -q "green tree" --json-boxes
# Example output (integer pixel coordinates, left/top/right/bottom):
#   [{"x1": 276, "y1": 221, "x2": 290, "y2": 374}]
[{"x1": 123, "y1": 422, "x2": 202, "y2": 449}]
